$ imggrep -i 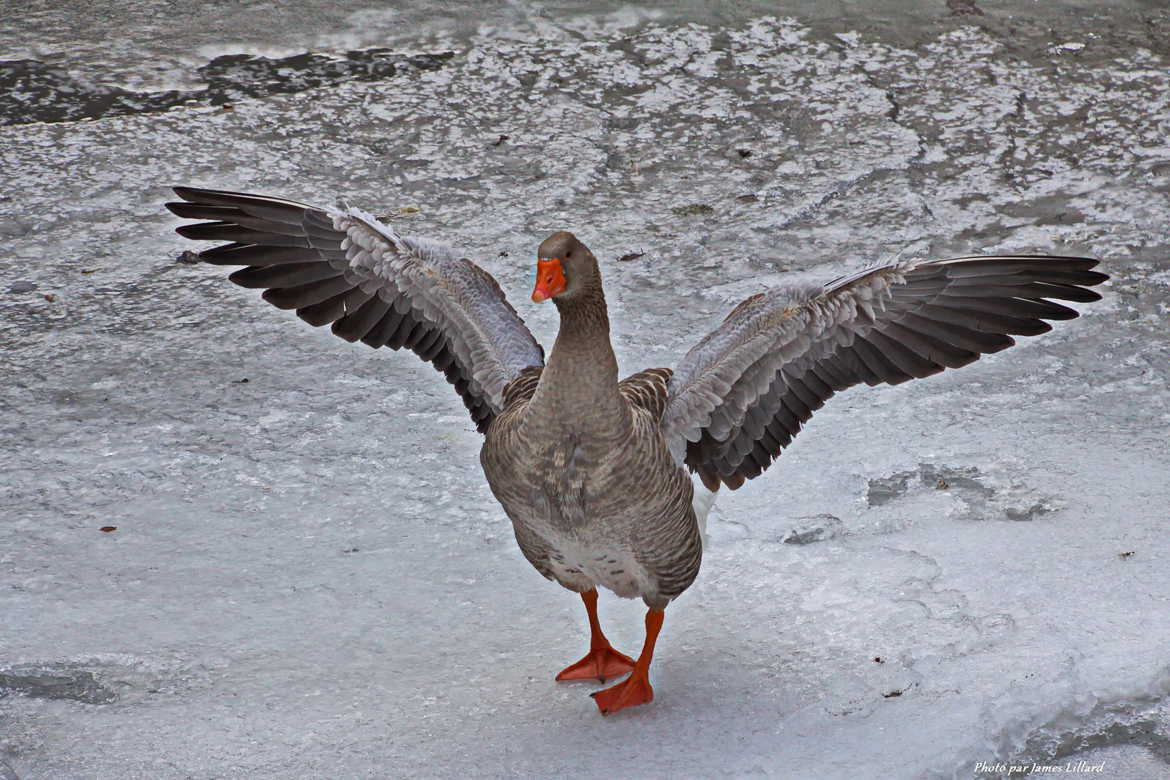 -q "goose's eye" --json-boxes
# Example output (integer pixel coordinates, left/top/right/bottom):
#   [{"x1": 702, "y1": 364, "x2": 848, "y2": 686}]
[{"x1": 566, "y1": 249, "x2": 573, "y2": 257}]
